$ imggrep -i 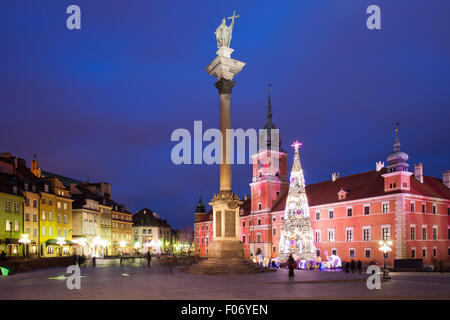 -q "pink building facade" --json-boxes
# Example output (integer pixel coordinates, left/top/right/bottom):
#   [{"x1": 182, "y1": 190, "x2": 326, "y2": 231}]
[{"x1": 194, "y1": 107, "x2": 450, "y2": 267}]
